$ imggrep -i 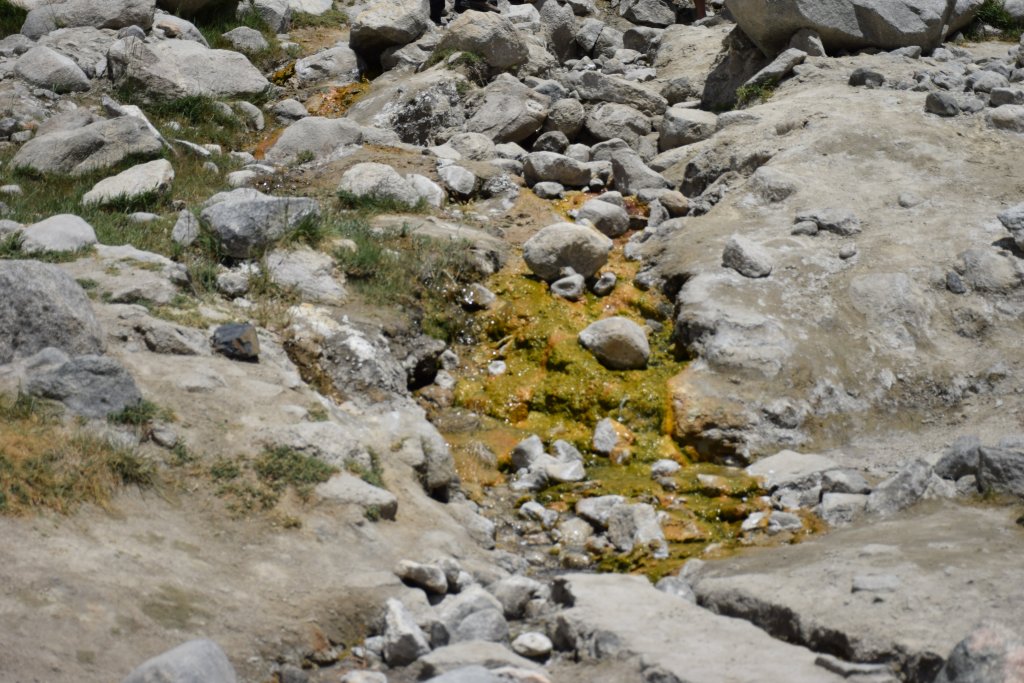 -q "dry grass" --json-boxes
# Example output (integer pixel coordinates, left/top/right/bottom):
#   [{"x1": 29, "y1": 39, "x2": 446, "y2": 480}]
[{"x1": 0, "y1": 395, "x2": 155, "y2": 515}]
